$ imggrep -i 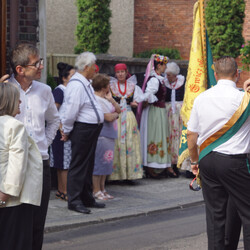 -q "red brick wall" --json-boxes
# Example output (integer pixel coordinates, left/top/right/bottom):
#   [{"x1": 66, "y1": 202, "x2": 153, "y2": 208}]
[
  {"x1": 243, "y1": 0, "x2": 250, "y2": 42},
  {"x1": 7, "y1": 0, "x2": 38, "y2": 47},
  {"x1": 134, "y1": 0, "x2": 250, "y2": 60}
]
